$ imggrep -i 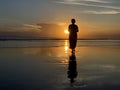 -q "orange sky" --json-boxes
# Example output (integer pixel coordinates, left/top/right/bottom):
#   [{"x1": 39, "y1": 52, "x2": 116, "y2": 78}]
[{"x1": 0, "y1": 22, "x2": 120, "y2": 39}]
